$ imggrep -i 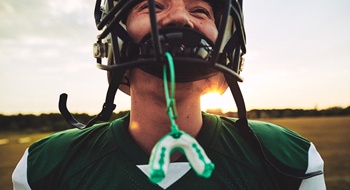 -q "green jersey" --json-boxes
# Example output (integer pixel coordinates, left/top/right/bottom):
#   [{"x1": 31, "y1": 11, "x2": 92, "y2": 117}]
[{"x1": 13, "y1": 112, "x2": 325, "y2": 189}]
